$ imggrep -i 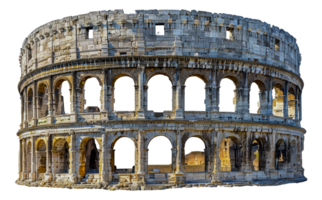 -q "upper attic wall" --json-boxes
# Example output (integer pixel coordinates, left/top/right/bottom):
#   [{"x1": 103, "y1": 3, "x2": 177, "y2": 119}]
[{"x1": 19, "y1": 9, "x2": 301, "y2": 78}]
